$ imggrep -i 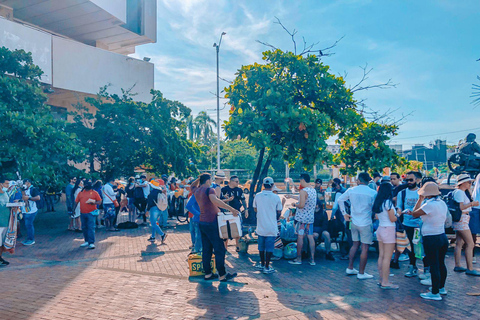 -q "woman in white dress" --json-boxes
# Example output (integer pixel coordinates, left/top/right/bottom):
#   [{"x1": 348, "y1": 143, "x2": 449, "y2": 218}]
[{"x1": 72, "y1": 179, "x2": 84, "y2": 232}]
